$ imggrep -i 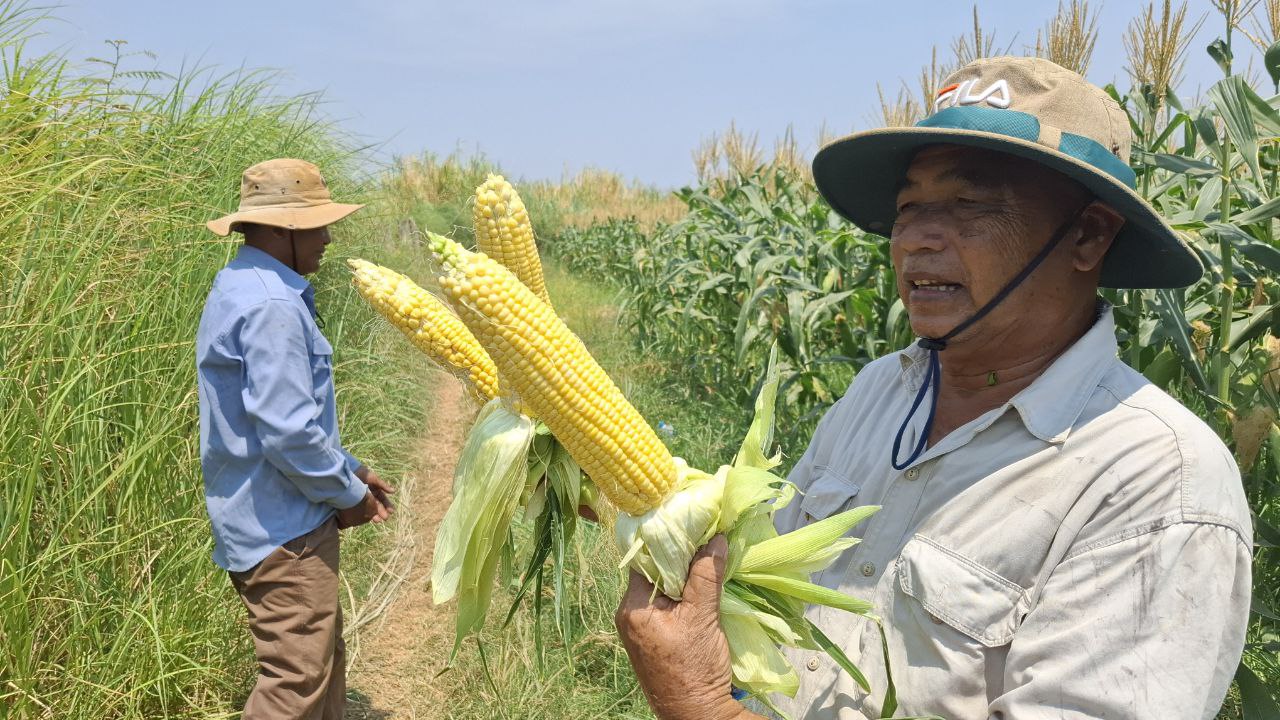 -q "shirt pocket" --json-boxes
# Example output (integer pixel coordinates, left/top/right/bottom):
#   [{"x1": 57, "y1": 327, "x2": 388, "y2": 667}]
[
  {"x1": 798, "y1": 465, "x2": 862, "y2": 523},
  {"x1": 309, "y1": 331, "x2": 335, "y2": 403},
  {"x1": 894, "y1": 534, "x2": 1030, "y2": 647}
]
